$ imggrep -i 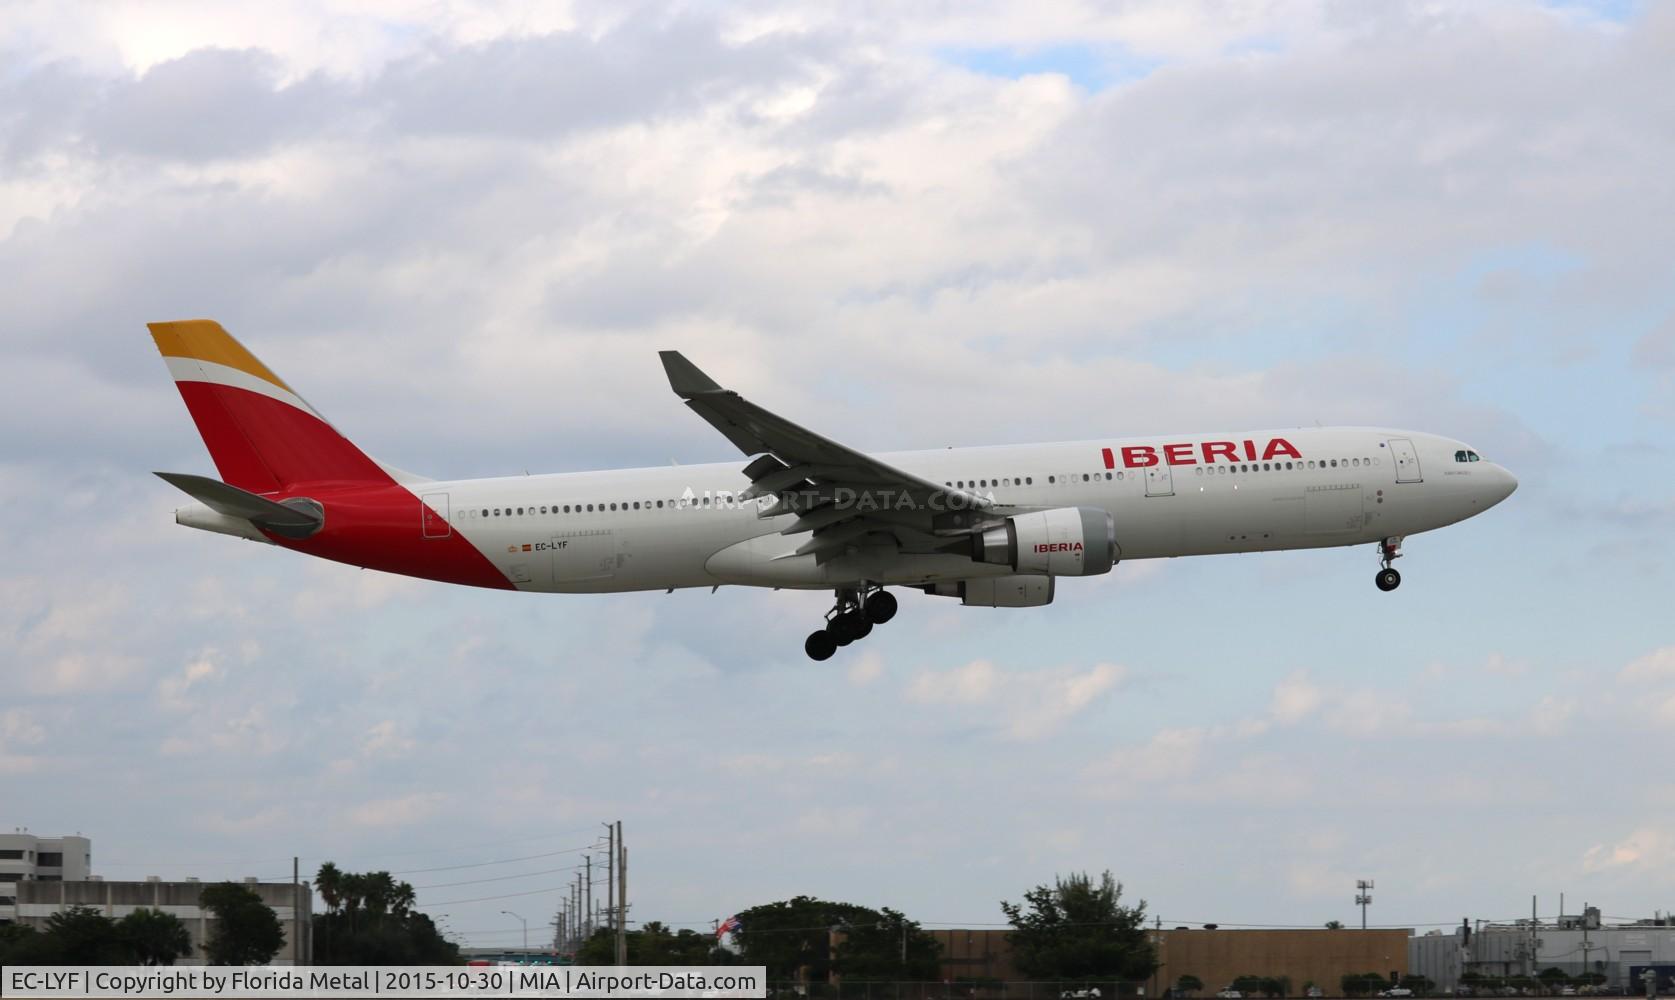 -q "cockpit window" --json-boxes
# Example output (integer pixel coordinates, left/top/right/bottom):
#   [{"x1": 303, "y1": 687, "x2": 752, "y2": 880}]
[
  {"x1": 1455, "y1": 450, "x2": 1468, "y2": 462},
  {"x1": 1456, "y1": 449, "x2": 1485, "y2": 463}
]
